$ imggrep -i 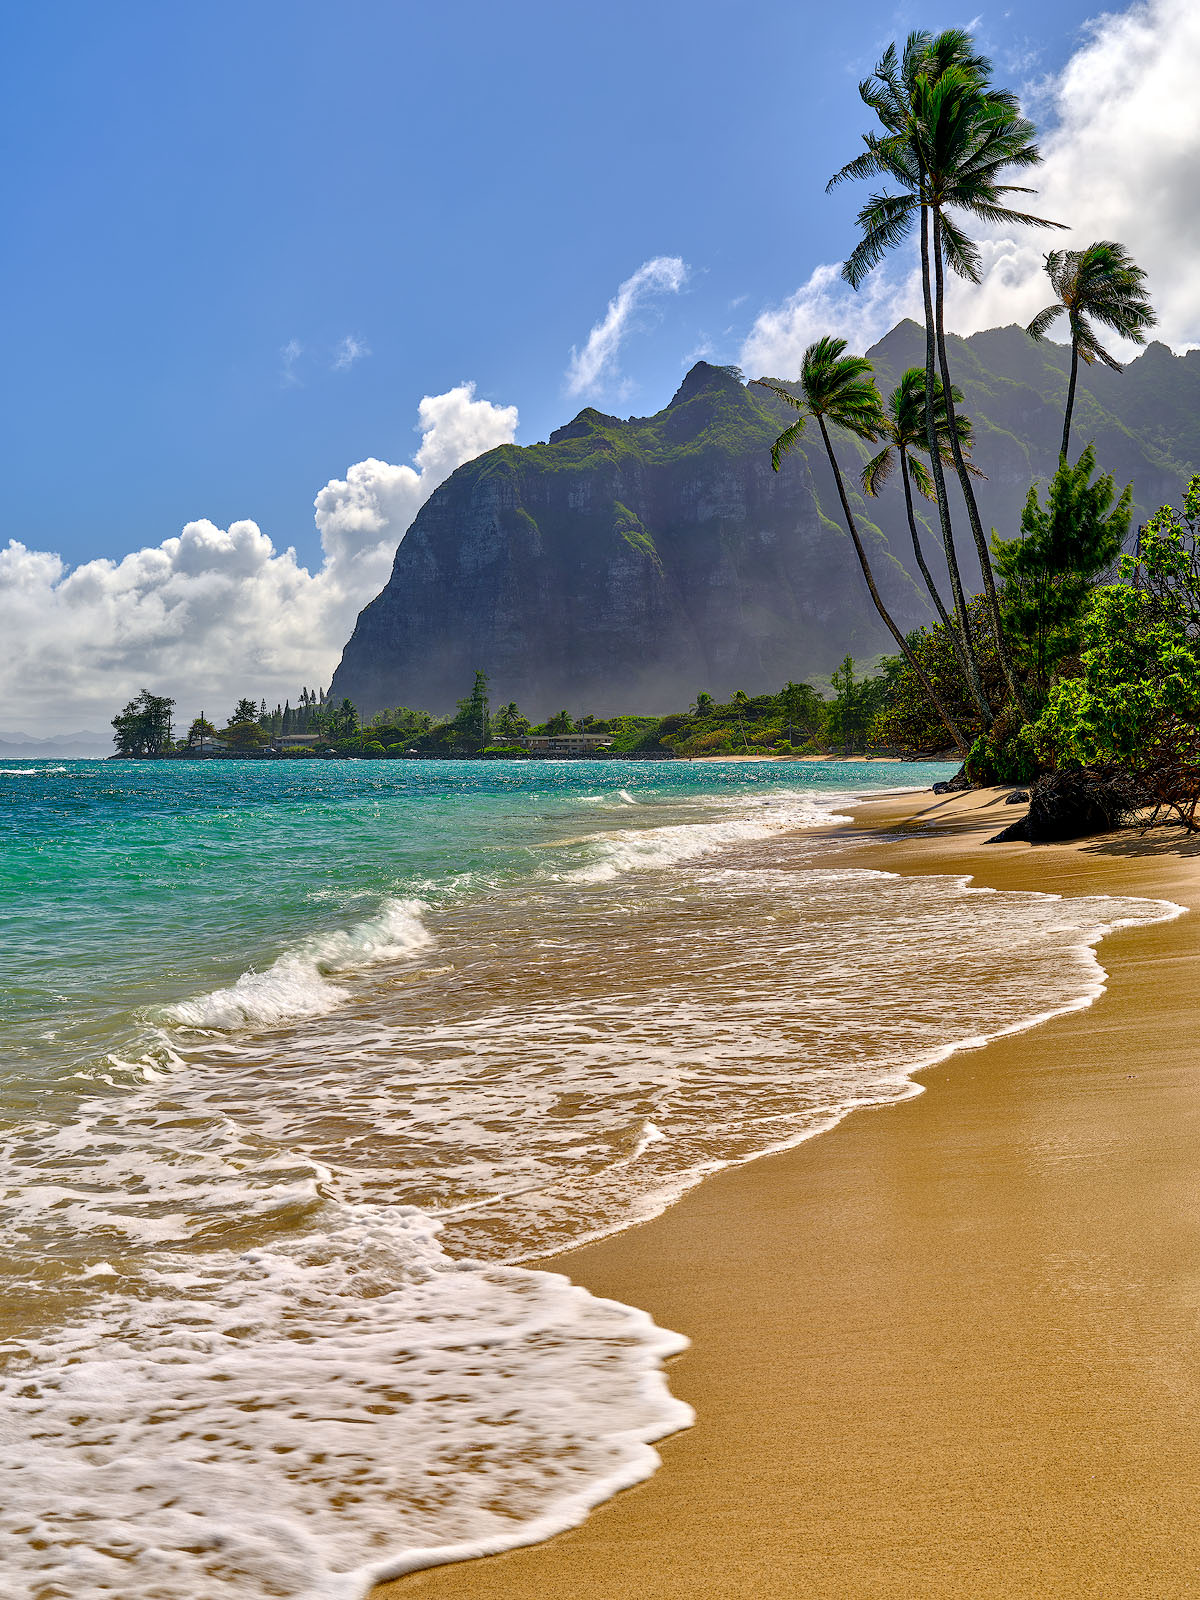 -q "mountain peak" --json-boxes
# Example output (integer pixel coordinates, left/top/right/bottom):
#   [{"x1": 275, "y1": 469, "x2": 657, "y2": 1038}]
[{"x1": 666, "y1": 361, "x2": 745, "y2": 408}]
